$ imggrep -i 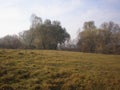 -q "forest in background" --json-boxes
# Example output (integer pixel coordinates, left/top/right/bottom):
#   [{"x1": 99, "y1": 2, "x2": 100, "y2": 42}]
[{"x1": 0, "y1": 14, "x2": 120, "y2": 54}]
